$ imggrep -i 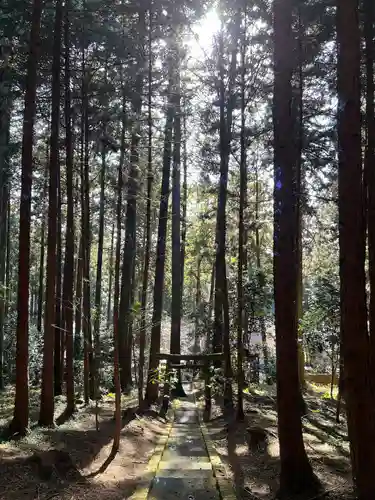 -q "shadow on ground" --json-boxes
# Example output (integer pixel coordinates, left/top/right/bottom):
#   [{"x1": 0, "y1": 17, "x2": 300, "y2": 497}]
[{"x1": 202, "y1": 387, "x2": 354, "y2": 500}]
